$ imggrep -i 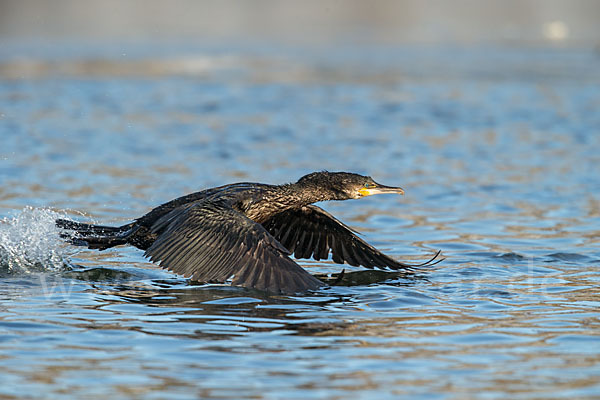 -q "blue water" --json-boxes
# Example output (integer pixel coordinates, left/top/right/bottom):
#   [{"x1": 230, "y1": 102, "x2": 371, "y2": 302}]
[{"x1": 1, "y1": 45, "x2": 599, "y2": 399}]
